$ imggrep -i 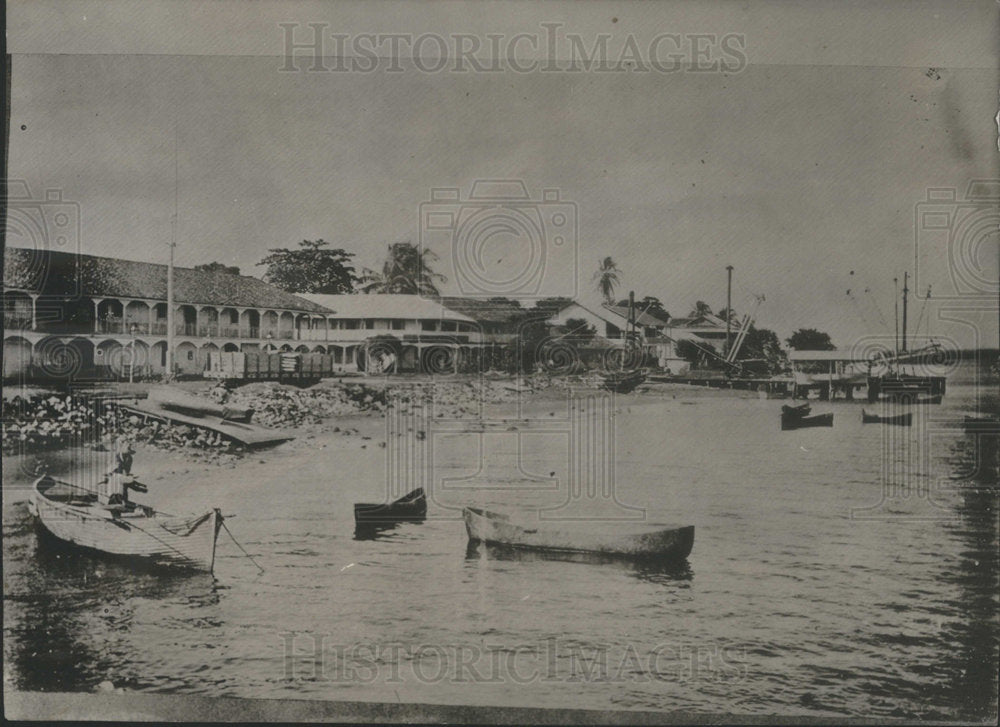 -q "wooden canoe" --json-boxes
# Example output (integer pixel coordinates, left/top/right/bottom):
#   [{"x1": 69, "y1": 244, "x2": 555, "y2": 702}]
[
  {"x1": 963, "y1": 416, "x2": 1000, "y2": 433},
  {"x1": 354, "y1": 488, "x2": 427, "y2": 525},
  {"x1": 462, "y1": 507, "x2": 694, "y2": 561},
  {"x1": 781, "y1": 403, "x2": 811, "y2": 418},
  {"x1": 781, "y1": 411, "x2": 834, "y2": 430},
  {"x1": 28, "y1": 476, "x2": 223, "y2": 573},
  {"x1": 862, "y1": 409, "x2": 913, "y2": 426}
]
